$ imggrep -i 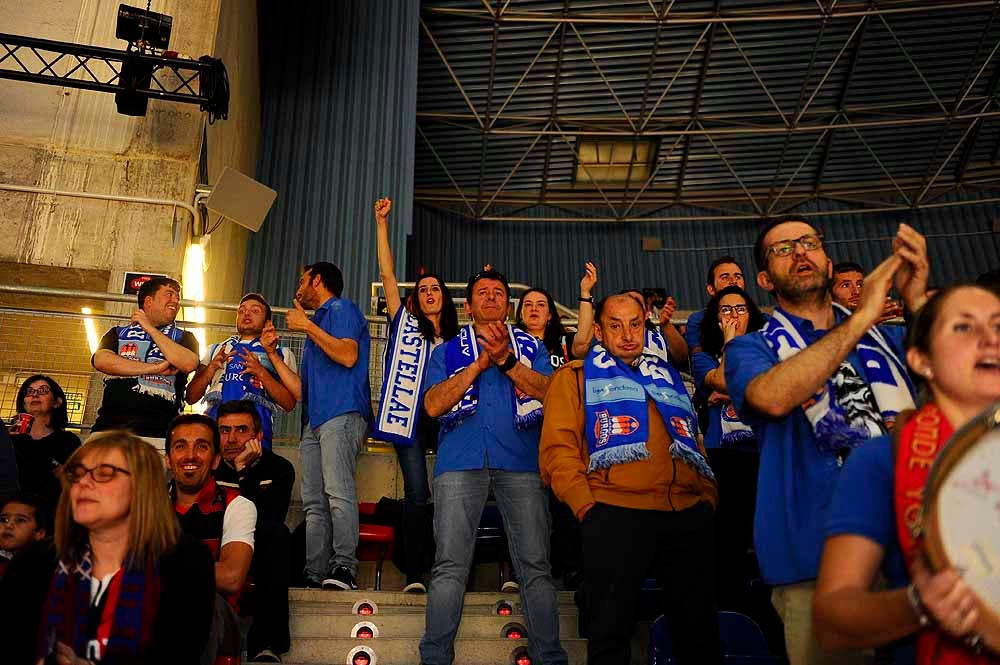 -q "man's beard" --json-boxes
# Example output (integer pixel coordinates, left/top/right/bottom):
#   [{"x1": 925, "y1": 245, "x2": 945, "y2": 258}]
[
  {"x1": 772, "y1": 264, "x2": 831, "y2": 304},
  {"x1": 237, "y1": 323, "x2": 263, "y2": 337}
]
